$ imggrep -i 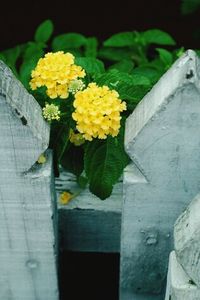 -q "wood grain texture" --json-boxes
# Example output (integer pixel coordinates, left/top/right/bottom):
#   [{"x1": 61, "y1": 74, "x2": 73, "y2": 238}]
[
  {"x1": 56, "y1": 169, "x2": 122, "y2": 252},
  {"x1": 165, "y1": 251, "x2": 200, "y2": 300},
  {"x1": 0, "y1": 61, "x2": 58, "y2": 300},
  {"x1": 174, "y1": 193, "x2": 200, "y2": 287},
  {"x1": 120, "y1": 50, "x2": 200, "y2": 299}
]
